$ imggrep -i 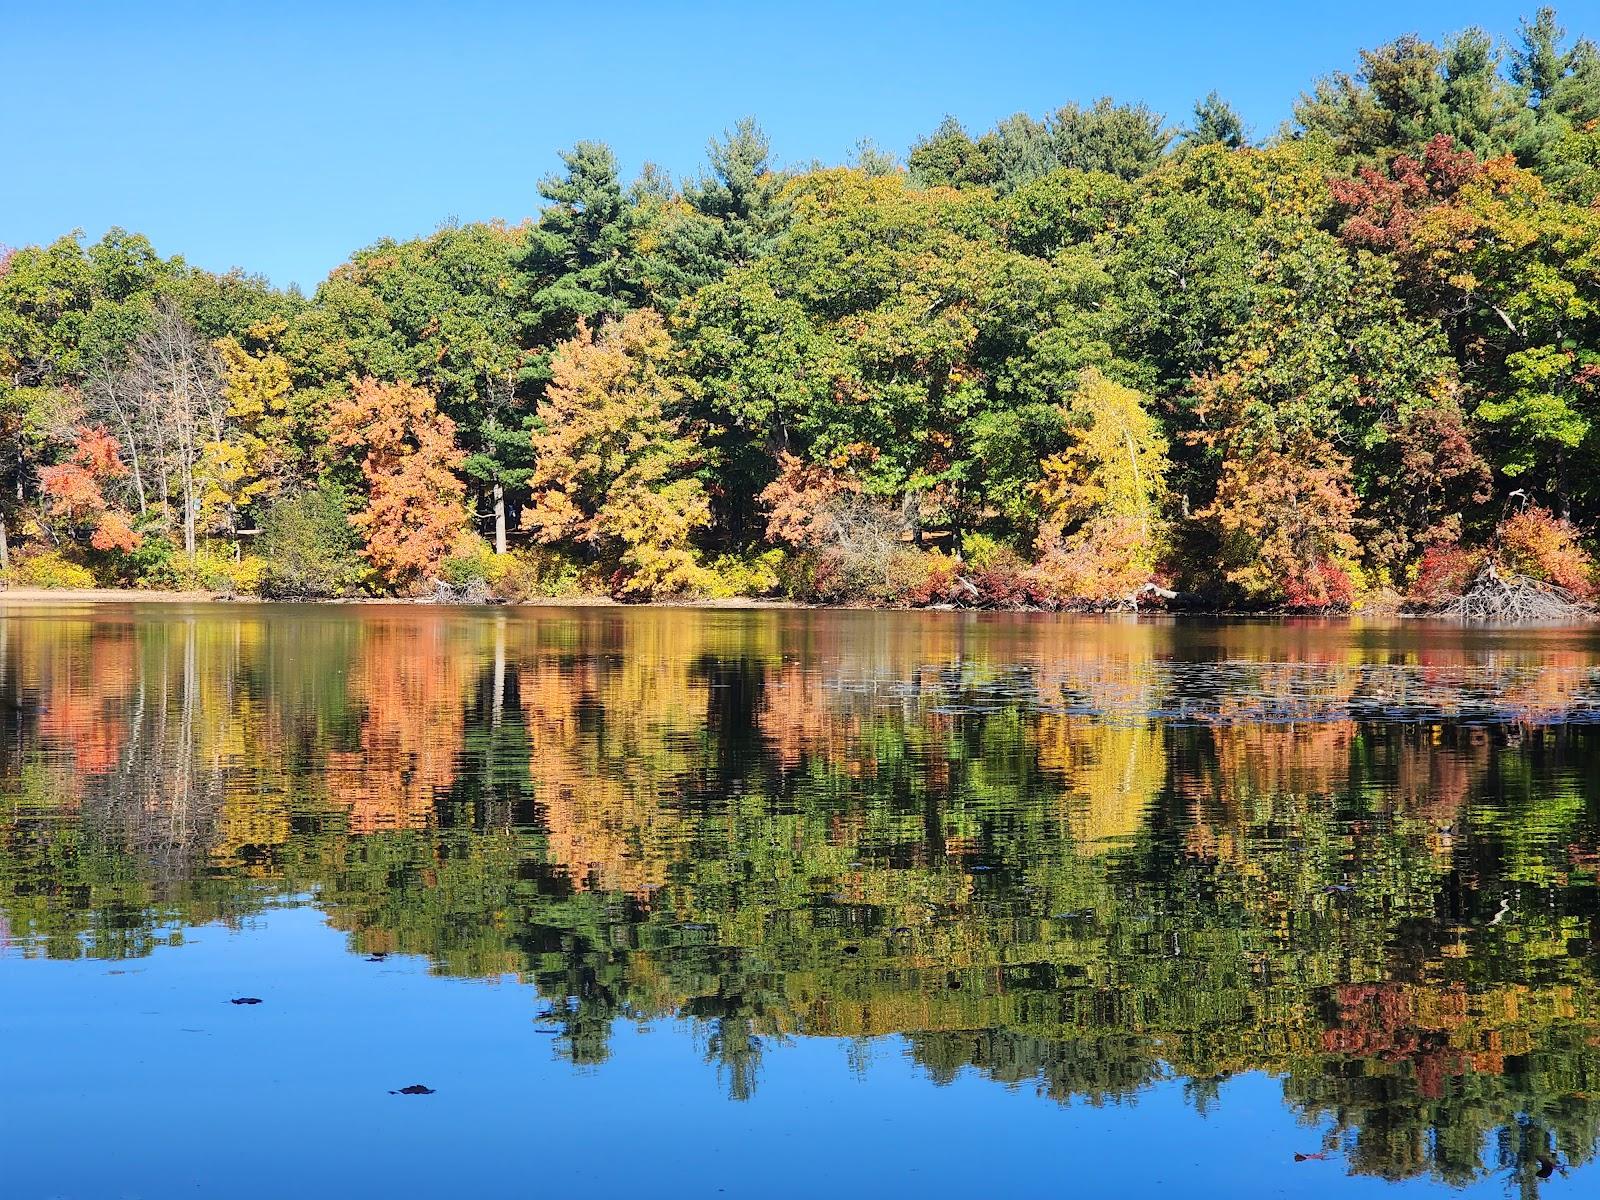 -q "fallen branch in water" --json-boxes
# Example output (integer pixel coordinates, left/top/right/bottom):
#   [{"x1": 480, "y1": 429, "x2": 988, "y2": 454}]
[{"x1": 1433, "y1": 559, "x2": 1594, "y2": 623}]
